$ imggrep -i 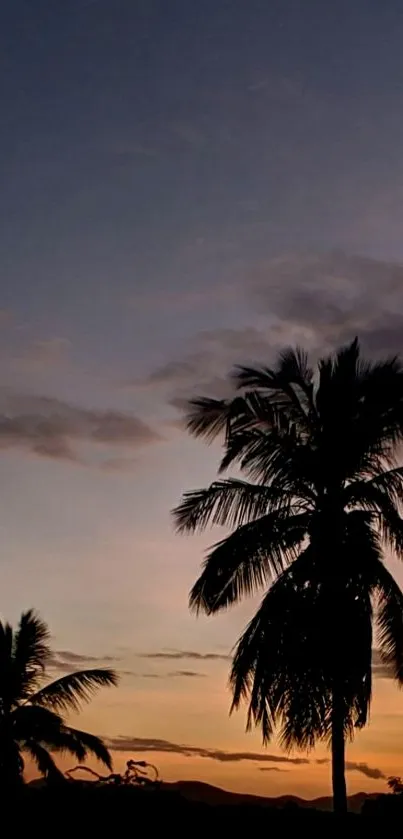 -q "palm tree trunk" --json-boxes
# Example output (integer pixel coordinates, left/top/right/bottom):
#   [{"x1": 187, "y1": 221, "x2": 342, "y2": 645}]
[{"x1": 331, "y1": 701, "x2": 347, "y2": 815}]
